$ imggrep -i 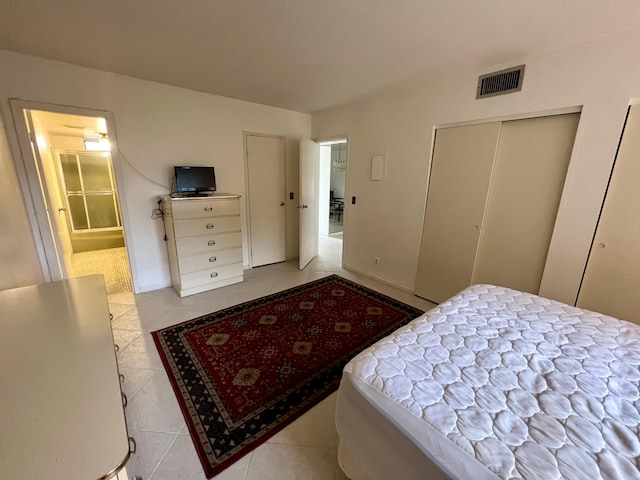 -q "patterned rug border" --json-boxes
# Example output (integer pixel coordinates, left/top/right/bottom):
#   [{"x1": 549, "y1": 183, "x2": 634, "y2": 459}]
[{"x1": 151, "y1": 274, "x2": 424, "y2": 478}]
